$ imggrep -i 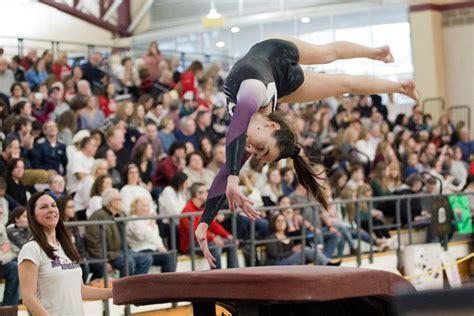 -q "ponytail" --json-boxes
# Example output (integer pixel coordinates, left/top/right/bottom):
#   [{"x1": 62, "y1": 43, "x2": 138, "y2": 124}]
[
  {"x1": 292, "y1": 149, "x2": 329, "y2": 210},
  {"x1": 267, "y1": 111, "x2": 329, "y2": 210}
]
